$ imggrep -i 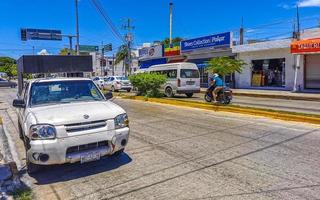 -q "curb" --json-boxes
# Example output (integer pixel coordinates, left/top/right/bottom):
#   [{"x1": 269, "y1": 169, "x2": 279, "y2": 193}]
[
  {"x1": 121, "y1": 96, "x2": 320, "y2": 125},
  {"x1": 199, "y1": 90, "x2": 320, "y2": 101}
]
